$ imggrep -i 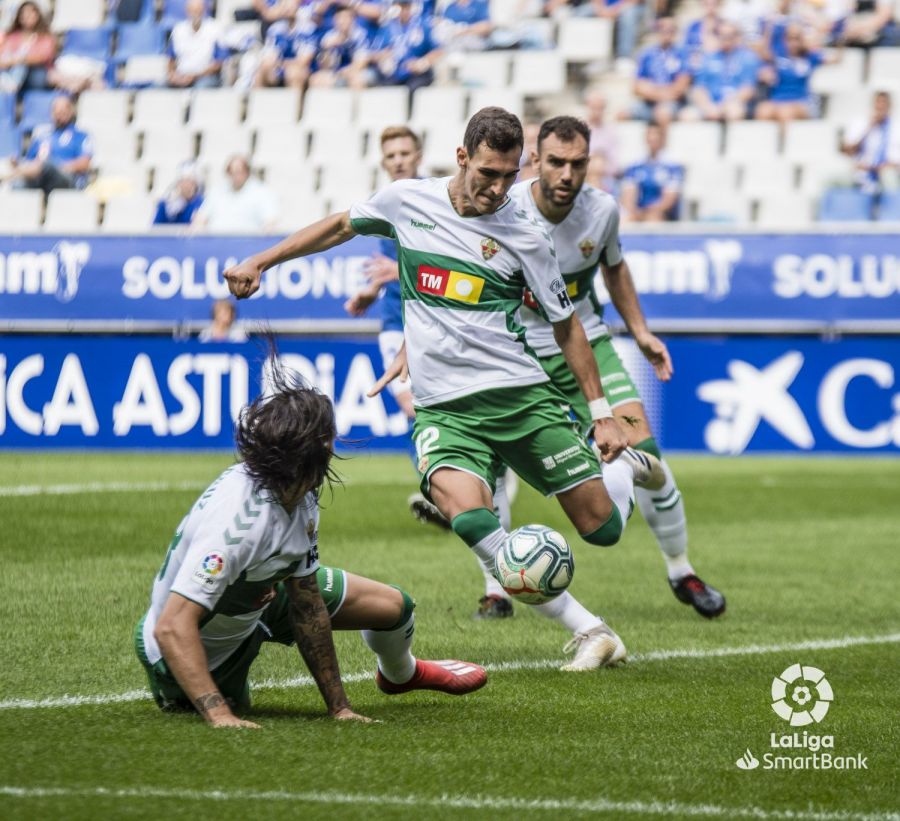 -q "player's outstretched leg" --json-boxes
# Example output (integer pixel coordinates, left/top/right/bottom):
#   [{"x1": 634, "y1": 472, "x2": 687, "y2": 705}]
[
  {"x1": 631, "y1": 438, "x2": 726, "y2": 619},
  {"x1": 534, "y1": 594, "x2": 627, "y2": 671},
  {"x1": 475, "y1": 468, "x2": 514, "y2": 618}
]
